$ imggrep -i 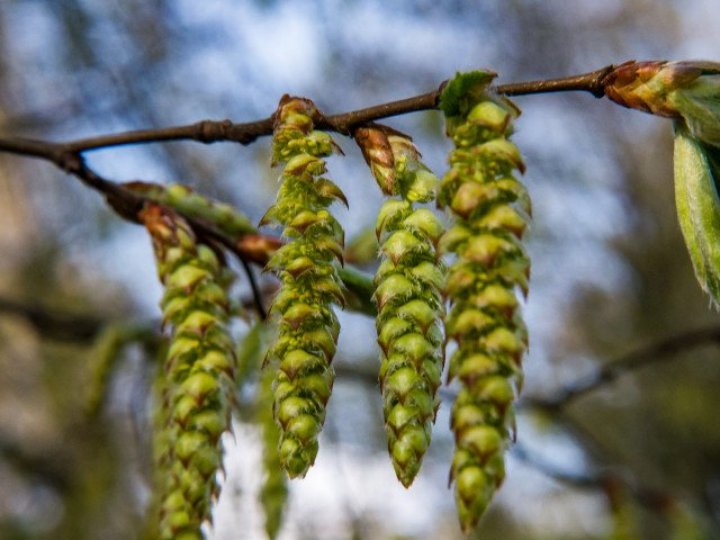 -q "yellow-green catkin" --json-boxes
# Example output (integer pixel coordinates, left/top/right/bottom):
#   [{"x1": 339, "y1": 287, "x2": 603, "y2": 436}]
[
  {"x1": 605, "y1": 482, "x2": 642, "y2": 540},
  {"x1": 238, "y1": 322, "x2": 288, "y2": 539},
  {"x1": 667, "y1": 501, "x2": 709, "y2": 540},
  {"x1": 142, "y1": 204, "x2": 236, "y2": 540},
  {"x1": 438, "y1": 72, "x2": 531, "y2": 532},
  {"x1": 257, "y1": 366, "x2": 288, "y2": 540},
  {"x1": 356, "y1": 124, "x2": 445, "y2": 487},
  {"x1": 124, "y1": 181, "x2": 257, "y2": 239},
  {"x1": 85, "y1": 324, "x2": 155, "y2": 416},
  {"x1": 262, "y1": 96, "x2": 347, "y2": 478}
]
